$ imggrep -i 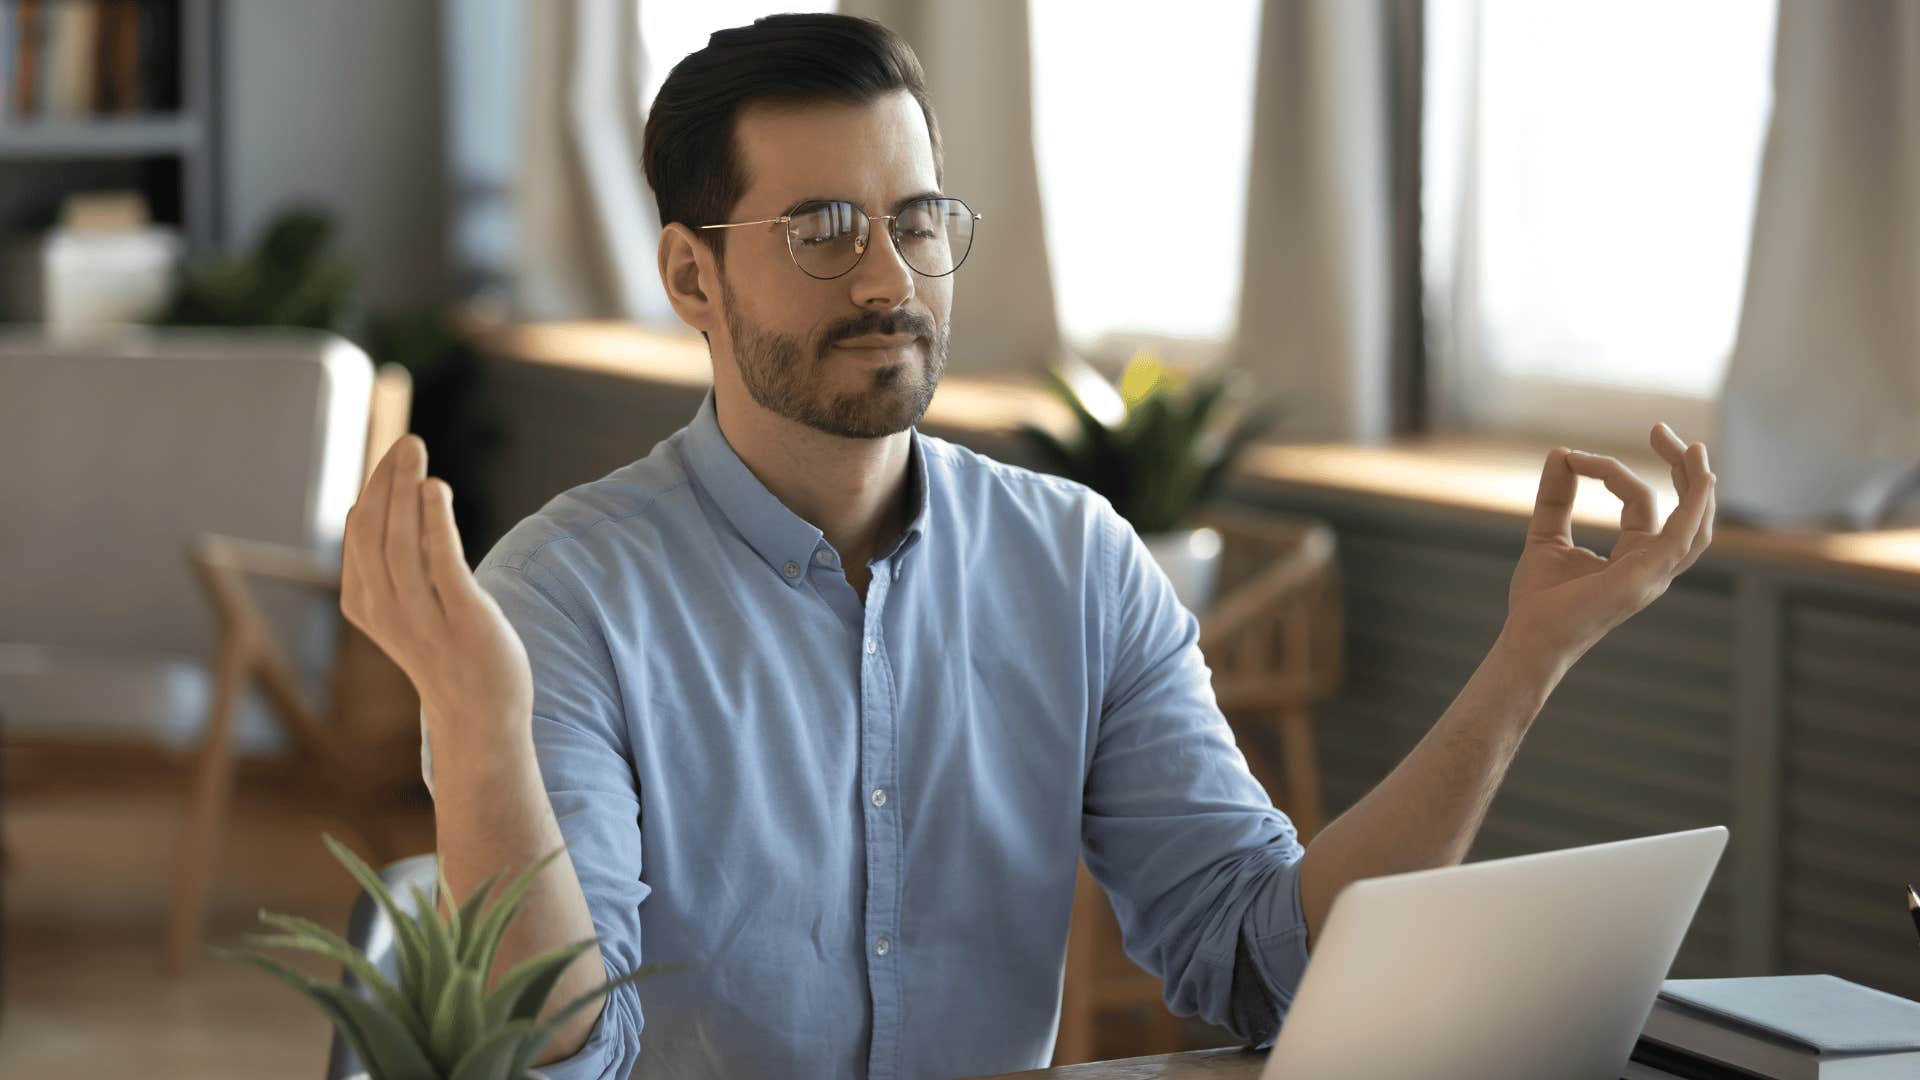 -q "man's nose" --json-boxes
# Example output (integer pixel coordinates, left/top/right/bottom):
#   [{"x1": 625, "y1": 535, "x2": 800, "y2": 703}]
[{"x1": 849, "y1": 220, "x2": 916, "y2": 309}]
